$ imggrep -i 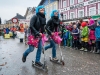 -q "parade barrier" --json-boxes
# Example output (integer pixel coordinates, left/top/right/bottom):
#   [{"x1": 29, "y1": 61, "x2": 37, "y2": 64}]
[
  {"x1": 16, "y1": 31, "x2": 25, "y2": 39},
  {"x1": 9, "y1": 32, "x2": 13, "y2": 37},
  {"x1": 4, "y1": 34, "x2": 10, "y2": 39}
]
